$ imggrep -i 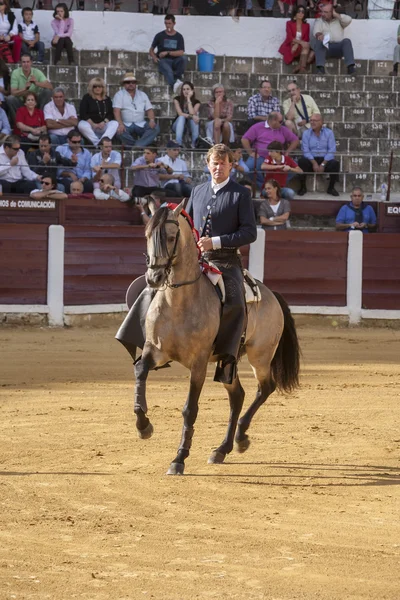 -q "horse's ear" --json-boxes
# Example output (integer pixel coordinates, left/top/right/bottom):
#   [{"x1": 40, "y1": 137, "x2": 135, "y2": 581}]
[
  {"x1": 148, "y1": 199, "x2": 157, "y2": 216},
  {"x1": 172, "y1": 200, "x2": 186, "y2": 218}
]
